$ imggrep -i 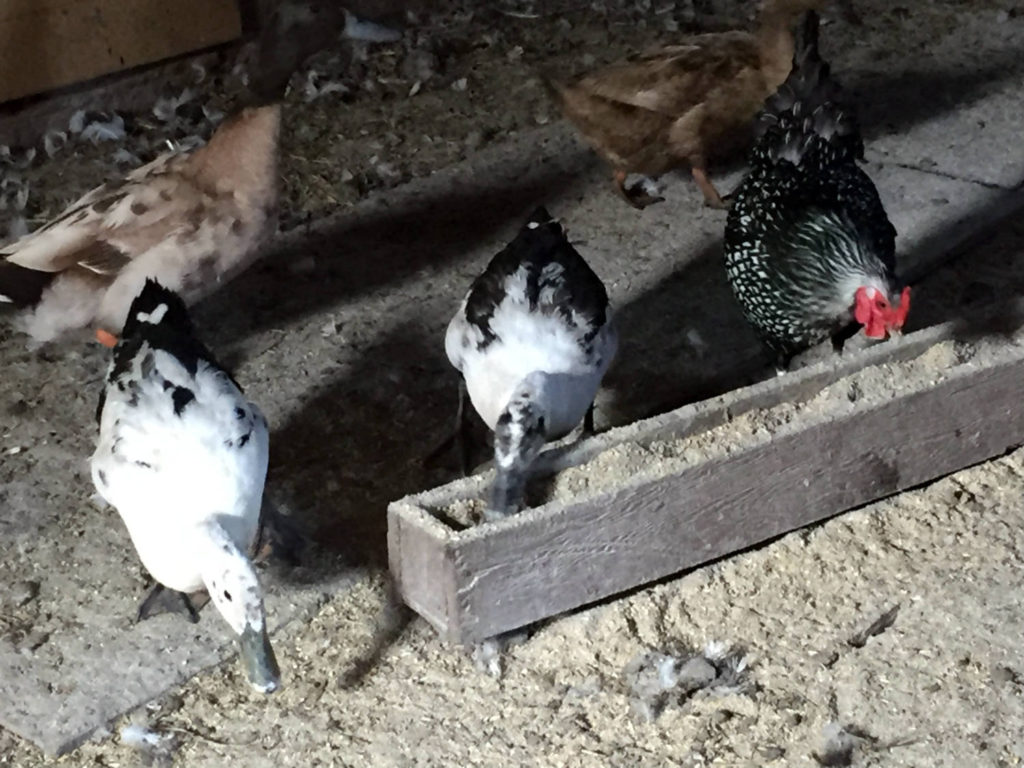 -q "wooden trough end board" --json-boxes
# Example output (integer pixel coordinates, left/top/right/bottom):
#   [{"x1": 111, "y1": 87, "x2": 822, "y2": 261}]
[{"x1": 388, "y1": 303, "x2": 1024, "y2": 644}]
